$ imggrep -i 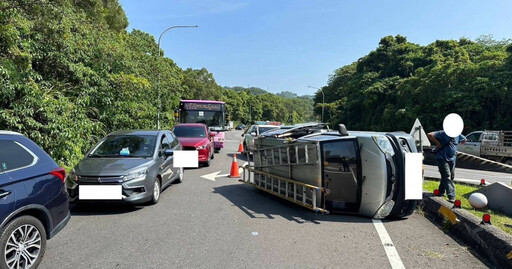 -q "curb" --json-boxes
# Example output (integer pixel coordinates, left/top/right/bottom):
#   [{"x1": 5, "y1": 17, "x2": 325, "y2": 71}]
[{"x1": 421, "y1": 192, "x2": 512, "y2": 268}]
